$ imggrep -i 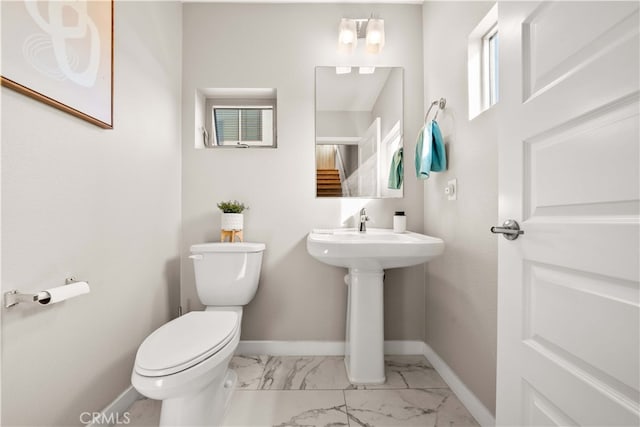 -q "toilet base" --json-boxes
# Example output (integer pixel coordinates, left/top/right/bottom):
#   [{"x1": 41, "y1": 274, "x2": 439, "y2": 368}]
[{"x1": 159, "y1": 369, "x2": 237, "y2": 426}]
